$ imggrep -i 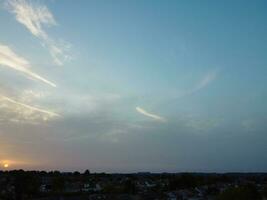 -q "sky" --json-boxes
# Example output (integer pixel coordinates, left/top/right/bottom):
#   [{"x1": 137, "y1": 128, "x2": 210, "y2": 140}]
[{"x1": 0, "y1": 0, "x2": 267, "y2": 173}]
